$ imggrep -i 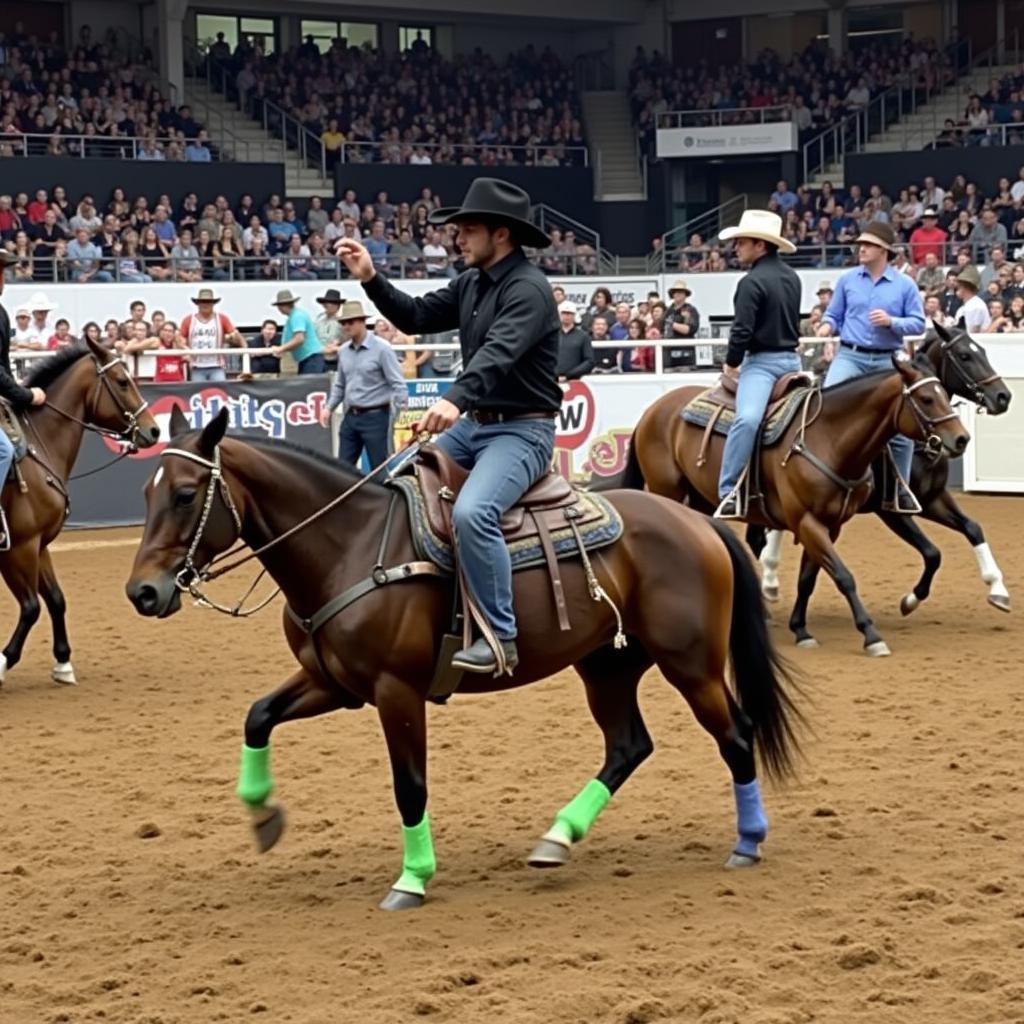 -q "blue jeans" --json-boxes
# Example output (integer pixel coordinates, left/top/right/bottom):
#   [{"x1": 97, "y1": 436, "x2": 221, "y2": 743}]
[
  {"x1": 719, "y1": 352, "x2": 802, "y2": 498},
  {"x1": 824, "y1": 346, "x2": 913, "y2": 489},
  {"x1": 339, "y1": 408, "x2": 392, "y2": 469},
  {"x1": 436, "y1": 416, "x2": 556, "y2": 640},
  {"x1": 192, "y1": 366, "x2": 227, "y2": 382},
  {"x1": 297, "y1": 353, "x2": 326, "y2": 374}
]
